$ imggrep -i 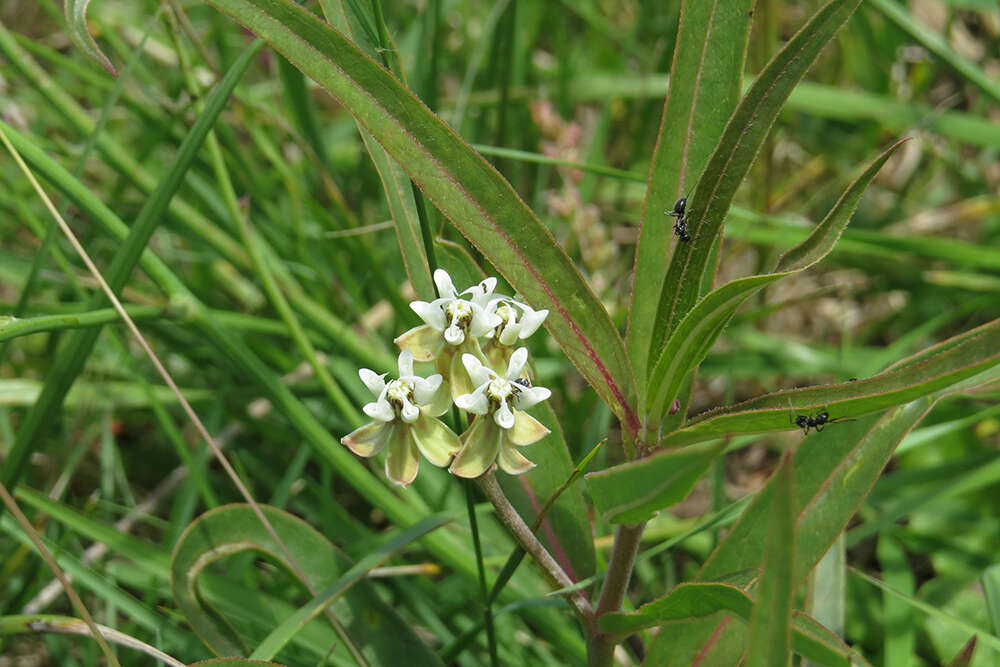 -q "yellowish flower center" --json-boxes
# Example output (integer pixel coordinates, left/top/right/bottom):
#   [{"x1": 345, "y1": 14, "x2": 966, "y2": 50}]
[{"x1": 385, "y1": 379, "x2": 414, "y2": 412}]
